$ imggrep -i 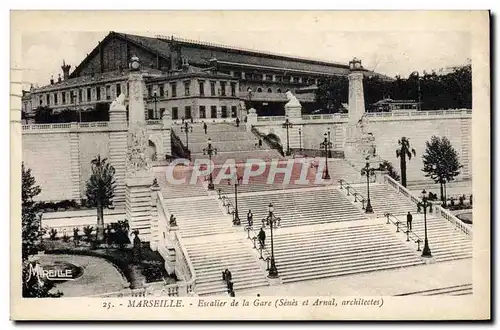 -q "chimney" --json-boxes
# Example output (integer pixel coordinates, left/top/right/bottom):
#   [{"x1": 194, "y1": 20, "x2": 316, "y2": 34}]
[
  {"x1": 50, "y1": 75, "x2": 54, "y2": 85},
  {"x1": 61, "y1": 60, "x2": 71, "y2": 80},
  {"x1": 57, "y1": 73, "x2": 62, "y2": 83}
]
